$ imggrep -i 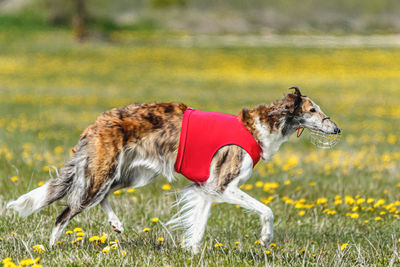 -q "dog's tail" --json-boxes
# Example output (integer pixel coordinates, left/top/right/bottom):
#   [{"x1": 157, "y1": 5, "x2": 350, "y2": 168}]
[{"x1": 7, "y1": 141, "x2": 87, "y2": 217}]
